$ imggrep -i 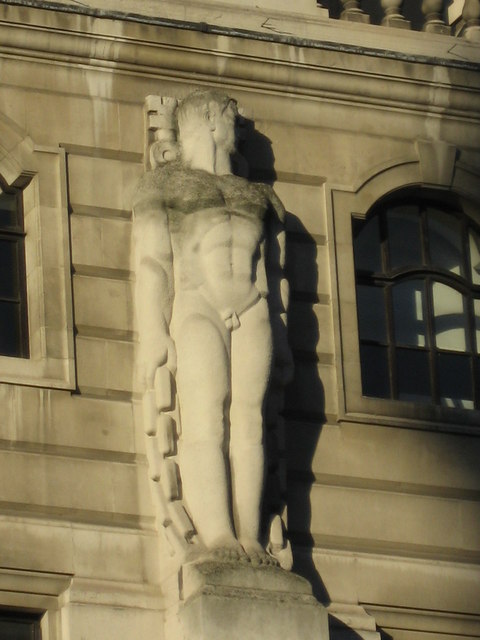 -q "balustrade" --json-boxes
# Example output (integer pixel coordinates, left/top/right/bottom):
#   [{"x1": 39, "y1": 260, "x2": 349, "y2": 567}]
[
  {"x1": 422, "y1": 0, "x2": 450, "y2": 34},
  {"x1": 381, "y1": 0, "x2": 410, "y2": 29},
  {"x1": 321, "y1": 1, "x2": 479, "y2": 42},
  {"x1": 340, "y1": 0, "x2": 370, "y2": 23},
  {"x1": 463, "y1": 0, "x2": 480, "y2": 41}
]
